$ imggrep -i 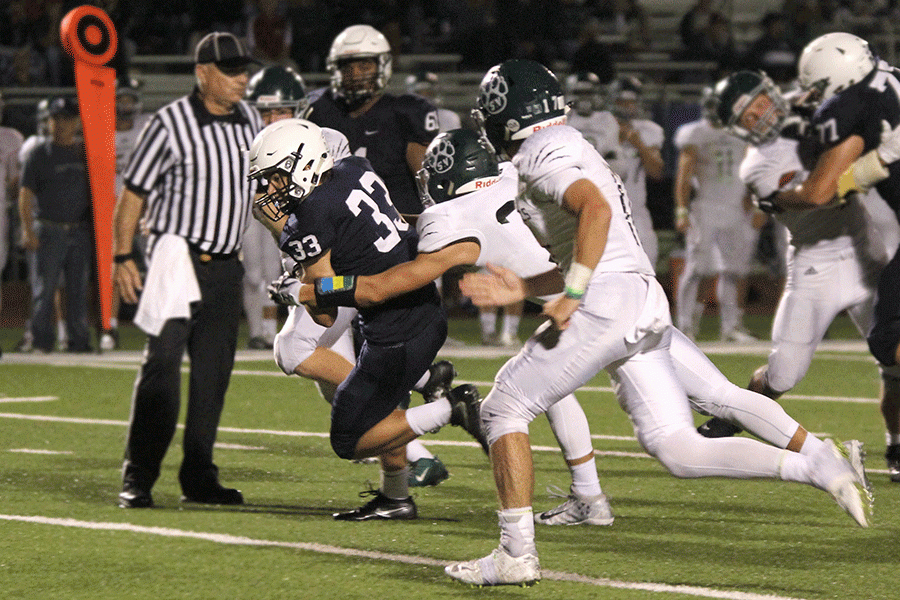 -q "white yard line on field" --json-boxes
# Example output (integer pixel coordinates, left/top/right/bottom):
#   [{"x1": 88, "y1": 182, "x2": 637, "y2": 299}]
[{"x1": 0, "y1": 513, "x2": 808, "y2": 600}]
